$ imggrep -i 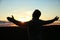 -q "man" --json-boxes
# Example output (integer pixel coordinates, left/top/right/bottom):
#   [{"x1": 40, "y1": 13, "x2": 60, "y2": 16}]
[{"x1": 7, "y1": 9, "x2": 59, "y2": 40}]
